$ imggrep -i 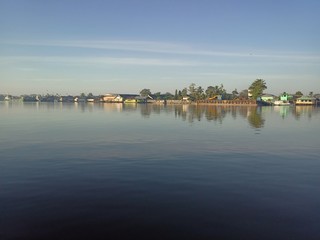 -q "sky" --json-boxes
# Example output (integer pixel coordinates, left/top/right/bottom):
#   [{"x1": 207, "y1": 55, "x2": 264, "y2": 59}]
[{"x1": 0, "y1": 0, "x2": 319, "y2": 96}]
